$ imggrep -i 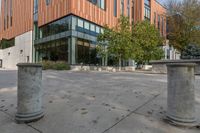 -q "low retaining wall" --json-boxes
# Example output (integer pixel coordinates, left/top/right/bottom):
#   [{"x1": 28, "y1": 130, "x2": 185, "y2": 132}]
[
  {"x1": 150, "y1": 60, "x2": 200, "y2": 75},
  {"x1": 70, "y1": 65, "x2": 135, "y2": 72},
  {"x1": 143, "y1": 65, "x2": 152, "y2": 70}
]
